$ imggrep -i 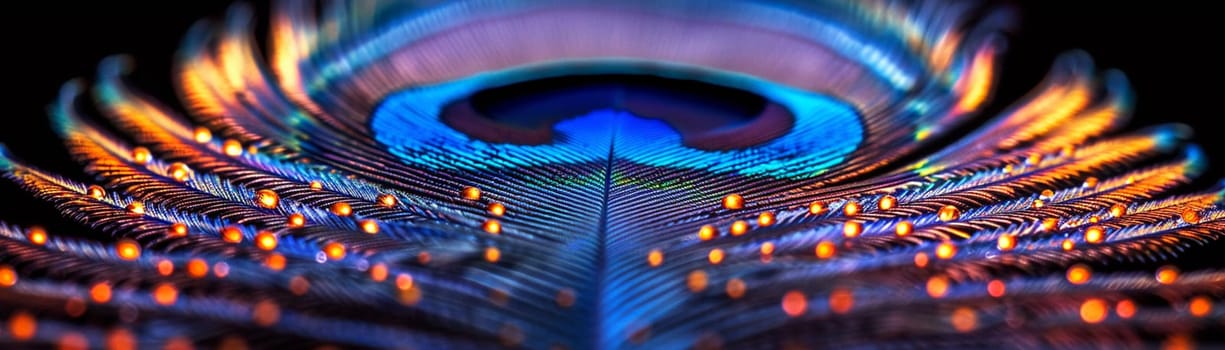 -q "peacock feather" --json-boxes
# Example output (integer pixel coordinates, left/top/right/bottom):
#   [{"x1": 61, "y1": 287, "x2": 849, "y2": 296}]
[{"x1": 0, "y1": 1, "x2": 1221, "y2": 349}]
